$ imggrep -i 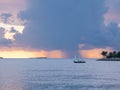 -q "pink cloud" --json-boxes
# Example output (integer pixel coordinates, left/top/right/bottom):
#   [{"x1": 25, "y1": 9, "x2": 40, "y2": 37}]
[
  {"x1": 104, "y1": 0, "x2": 120, "y2": 25},
  {"x1": 0, "y1": 0, "x2": 27, "y2": 25},
  {"x1": 0, "y1": 0, "x2": 26, "y2": 14},
  {"x1": 0, "y1": 0, "x2": 27, "y2": 41}
]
